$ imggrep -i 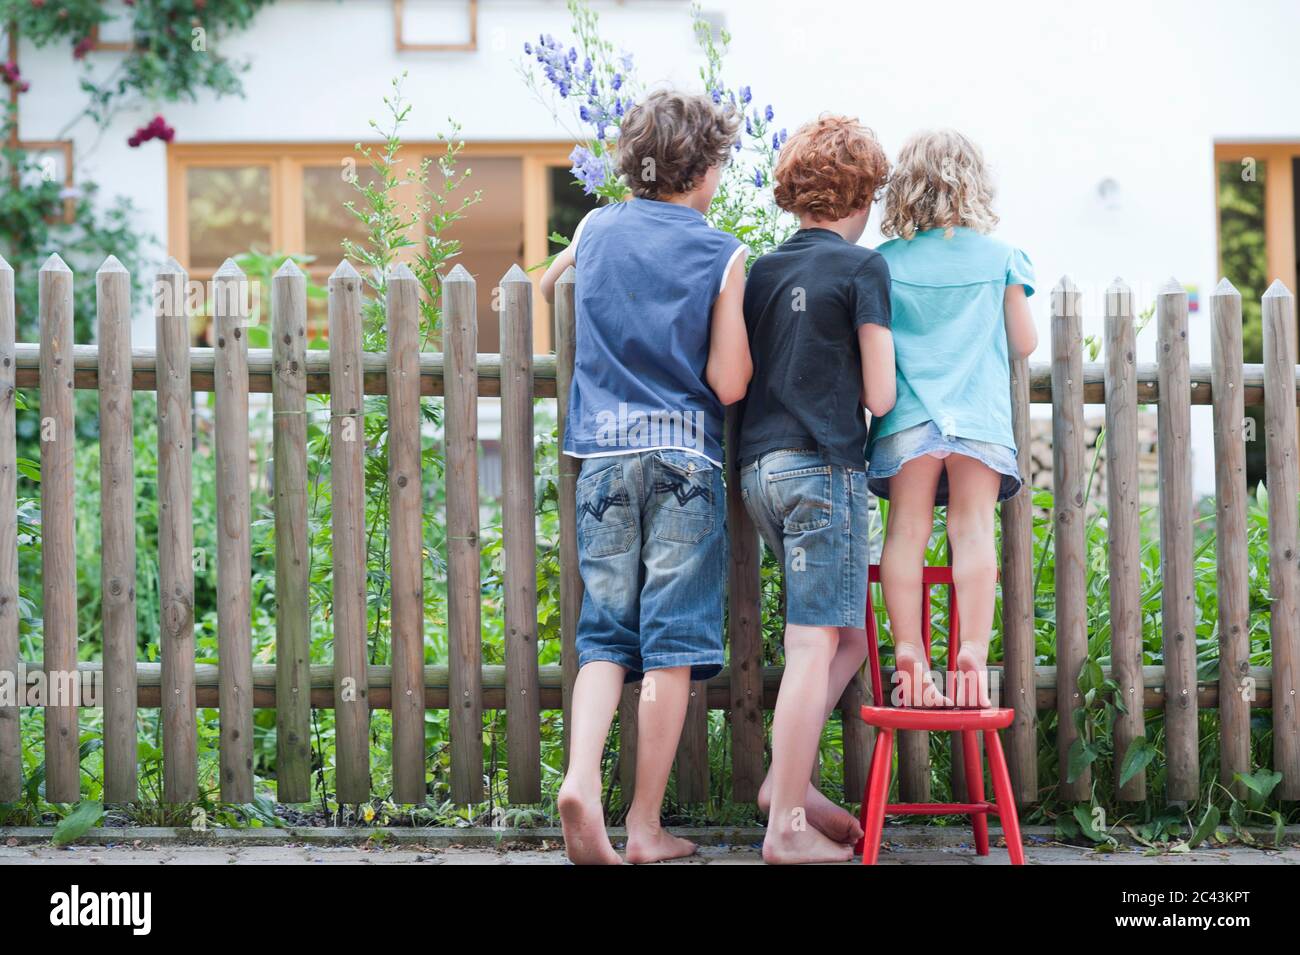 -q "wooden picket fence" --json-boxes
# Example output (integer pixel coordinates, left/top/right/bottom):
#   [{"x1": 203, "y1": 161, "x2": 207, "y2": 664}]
[{"x1": 0, "y1": 252, "x2": 1297, "y2": 810}]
